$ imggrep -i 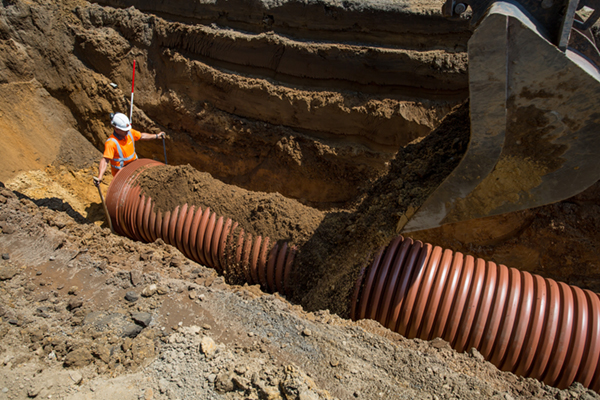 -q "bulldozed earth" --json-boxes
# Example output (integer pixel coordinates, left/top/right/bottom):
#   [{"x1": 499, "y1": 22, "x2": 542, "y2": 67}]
[{"x1": 2, "y1": 0, "x2": 600, "y2": 399}]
